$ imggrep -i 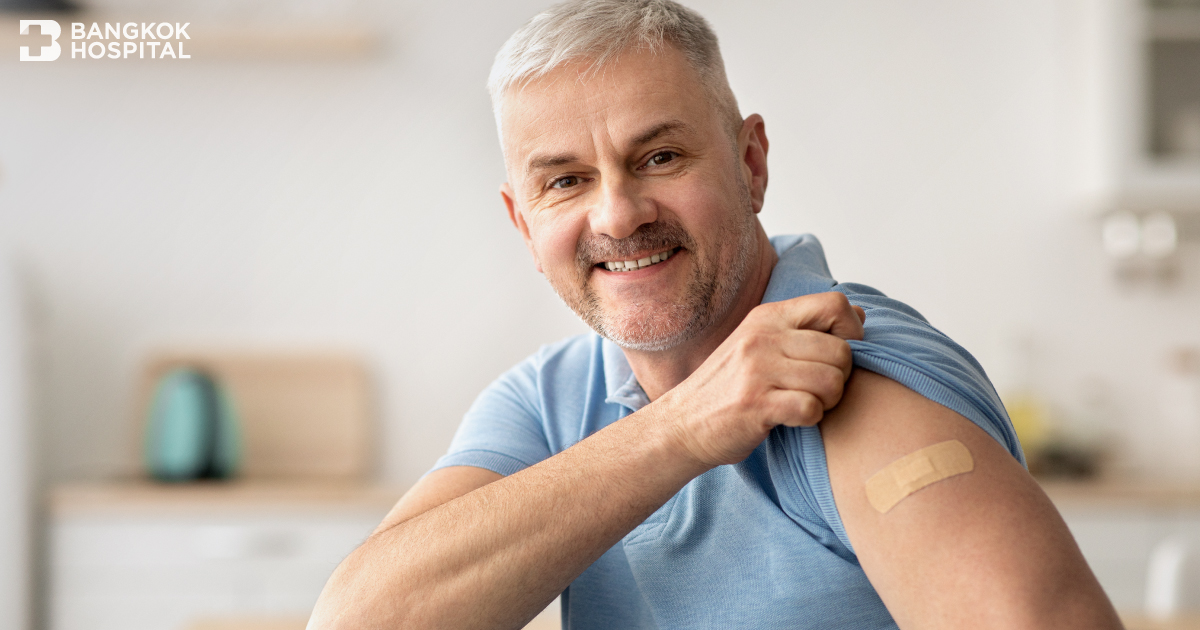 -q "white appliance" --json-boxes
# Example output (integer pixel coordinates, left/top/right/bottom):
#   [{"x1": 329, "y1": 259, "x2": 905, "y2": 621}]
[{"x1": 0, "y1": 254, "x2": 30, "y2": 630}]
